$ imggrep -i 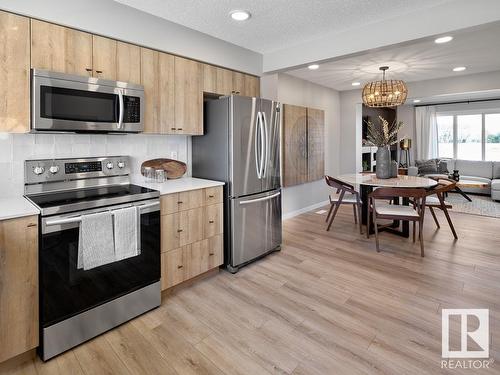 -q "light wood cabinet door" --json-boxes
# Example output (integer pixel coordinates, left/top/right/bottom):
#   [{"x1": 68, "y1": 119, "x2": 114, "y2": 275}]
[
  {"x1": 204, "y1": 203, "x2": 223, "y2": 238},
  {"x1": 174, "y1": 56, "x2": 203, "y2": 135},
  {"x1": 217, "y1": 68, "x2": 234, "y2": 95},
  {"x1": 0, "y1": 216, "x2": 38, "y2": 363},
  {"x1": 161, "y1": 247, "x2": 187, "y2": 290},
  {"x1": 141, "y1": 48, "x2": 174, "y2": 134},
  {"x1": 232, "y1": 72, "x2": 260, "y2": 97},
  {"x1": 282, "y1": 104, "x2": 308, "y2": 187},
  {"x1": 207, "y1": 234, "x2": 223, "y2": 270},
  {"x1": 204, "y1": 186, "x2": 223, "y2": 206},
  {"x1": 92, "y1": 35, "x2": 117, "y2": 80},
  {"x1": 161, "y1": 212, "x2": 181, "y2": 252},
  {"x1": 187, "y1": 235, "x2": 223, "y2": 278},
  {"x1": 307, "y1": 107, "x2": 325, "y2": 182},
  {"x1": 31, "y1": 19, "x2": 92, "y2": 76},
  {"x1": 202, "y1": 63, "x2": 217, "y2": 94},
  {"x1": 179, "y1": 207, "x2": 203, "y2": 246},
  {"x1": 160, "y1": 193, "x2": 180, "y2": 215},
  {"x1": 141, "y1": 48, "x2": 160, "y2": 133},
  {"x1": 158, "y1": 52, "x2": 175, "y2": 133},
  {"x1": 0, "y1": 11, "x2": 30, "y2": 133},
  {"x1": 116, "y1": 41, "x2": 141, "y2": 84}
]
